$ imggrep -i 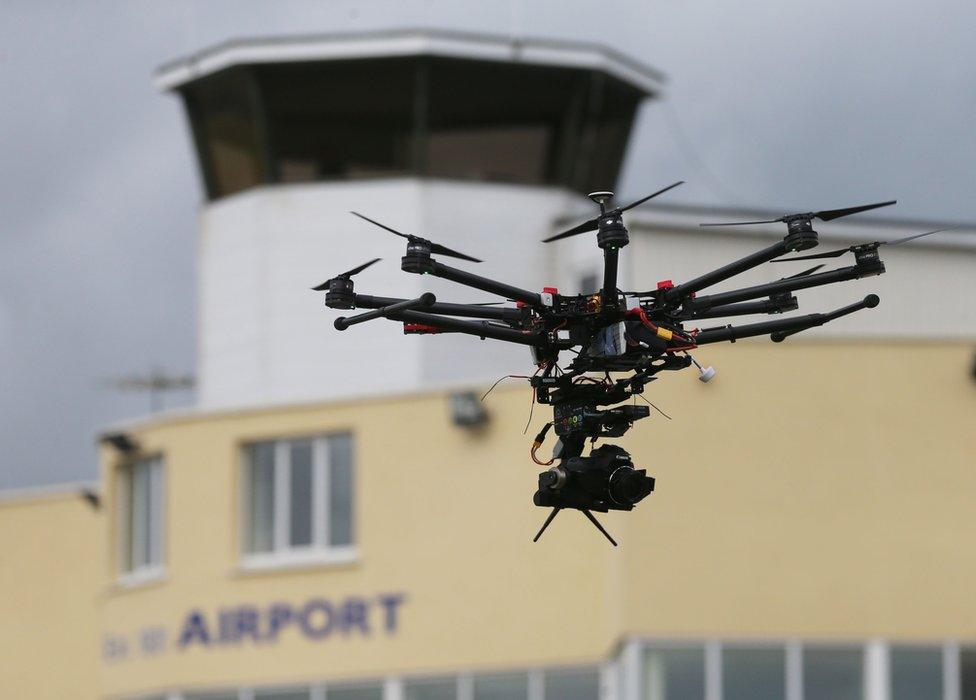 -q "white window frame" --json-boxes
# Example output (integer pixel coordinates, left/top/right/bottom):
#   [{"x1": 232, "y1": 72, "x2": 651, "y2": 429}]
[
  {"x1": 116, "y1": 455, "x2": 165, "y2": 586},
  {"x1": 239, "y1": 434, "x2": 356, "y2": 571}
]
